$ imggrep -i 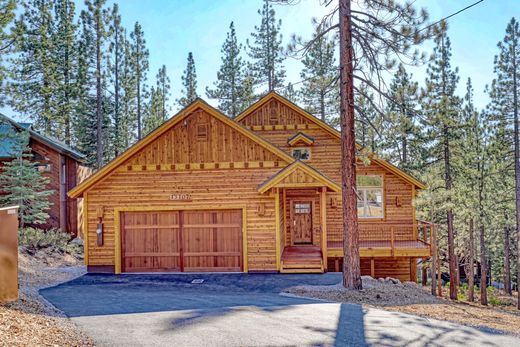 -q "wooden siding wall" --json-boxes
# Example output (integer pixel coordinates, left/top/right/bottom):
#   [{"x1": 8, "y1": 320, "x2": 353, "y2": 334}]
[
  {"x1": 84, "y1": 110, "x2": 288, "y2": 272},
  {"x1": 86, "y1": 169, "x2": 279, "y2": 271},
  {"x1": 76, "y1": 165, "x2": 93, "y2": 238},
  {"x1": 238, "y1": 99, "x2": 415, "y2": 245},
  {"x1": 30, "y1": 140, "x2": 61, "y2": 230},
  {"x1": 360, "y1": 257, "x2": 415, "y2": 282},
  {"x1": 124, "y1": 108, "x2": 282, "y2": 167}
]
